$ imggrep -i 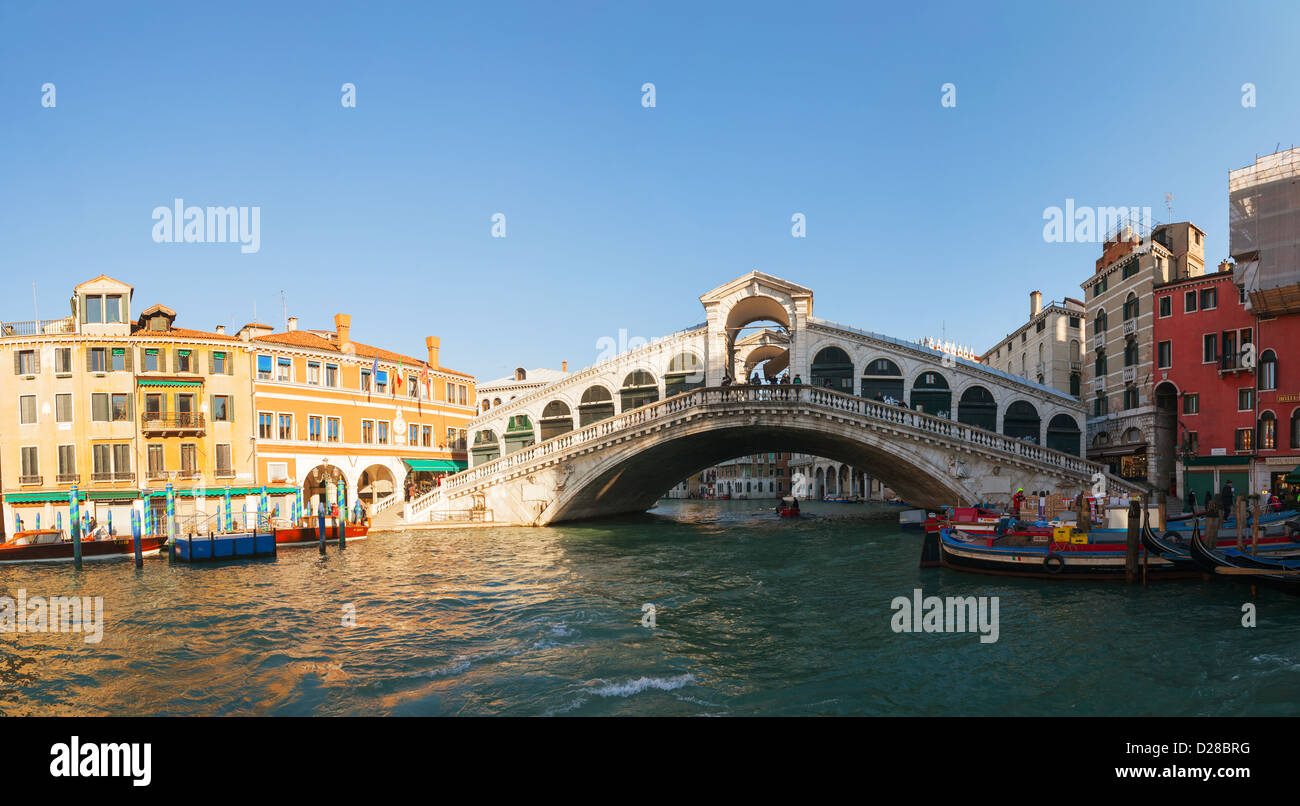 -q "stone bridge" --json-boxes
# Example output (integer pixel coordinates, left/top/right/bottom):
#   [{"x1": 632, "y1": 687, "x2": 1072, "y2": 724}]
[{"x1": 408, "y1": 384, "x2": 1137, "y2": 525}]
